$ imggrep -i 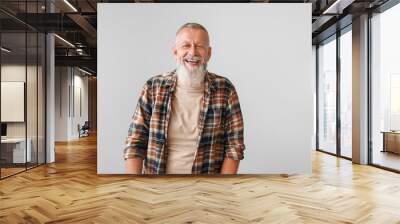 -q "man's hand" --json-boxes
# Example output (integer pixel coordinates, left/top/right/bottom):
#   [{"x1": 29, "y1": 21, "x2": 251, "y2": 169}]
[
  {"x1": 125, "y1": 157, "x2": 144, "y2": 174},
  {"x1": 221, "y1": 158, "x2": 240, "y2": 174}
]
